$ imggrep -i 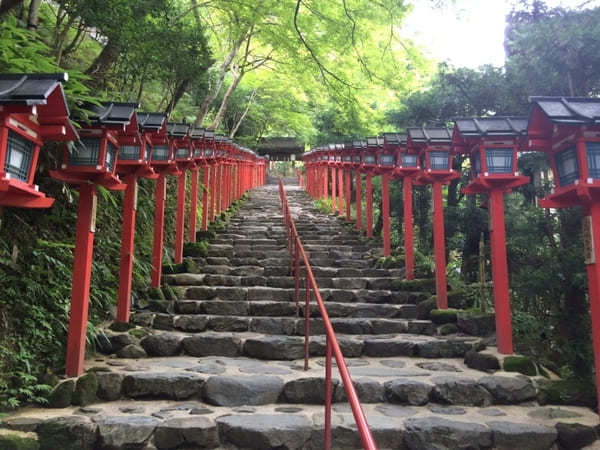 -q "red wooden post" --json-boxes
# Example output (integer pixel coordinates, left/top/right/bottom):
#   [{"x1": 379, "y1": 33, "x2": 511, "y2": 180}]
[
  {"x1": 216, "y1": 163, "x2": 222, "y2": 217},
  {"x1": 331, "y1": 166, "x2": 337, "y2": 213},
  {"x1": 381, "y1": 173, "x2": 391, "y2": 256},
  {"x1": 189, "y1": 167, "x2": 198, "y2": 242},
  {"x1": 210, "y1": 164, "x2": 216, "y2": 221},
  {"x1": 432, "y1": 181, "x2": 448, "y2": 309},
  {"x1": 201, "y1": 166, "x2": 209, "y2": 231},
  {"x1": 403, "y1": 176, "x2": 415, "y2": 280},
  {"x1": 116, "y1": 175, "x2": 137, "y2": 322},
  {"x1": 323, "y1": 165, "x2": 328, "y2": 199},
  {"x1": 366, "y1": 173, "x2": 373, "y2": 237},
  {"x1": 355, "y1": 171, "x2": 362, "y2": 230},
  {"x1": 584, "y1": 203, "x2": 600, "y2": 410},
  {"x1": 174, "y1": 171, "x2": 186, "y2": 264},
  {"x1": 345, "y1": 169, "x2": 351, "y2": 221},
  {"x1": 65, "y1": 183, "x2": 97, "y2": 377},
  {"x1": 151, "y1": 174, "x2": 166, "y2": 287},
  {"x1": 337, "y1": 166, "x2": 344, "y2": 214},
  {"x1": 489, "y1": 189, "x2": 513, "y2": 354}
]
